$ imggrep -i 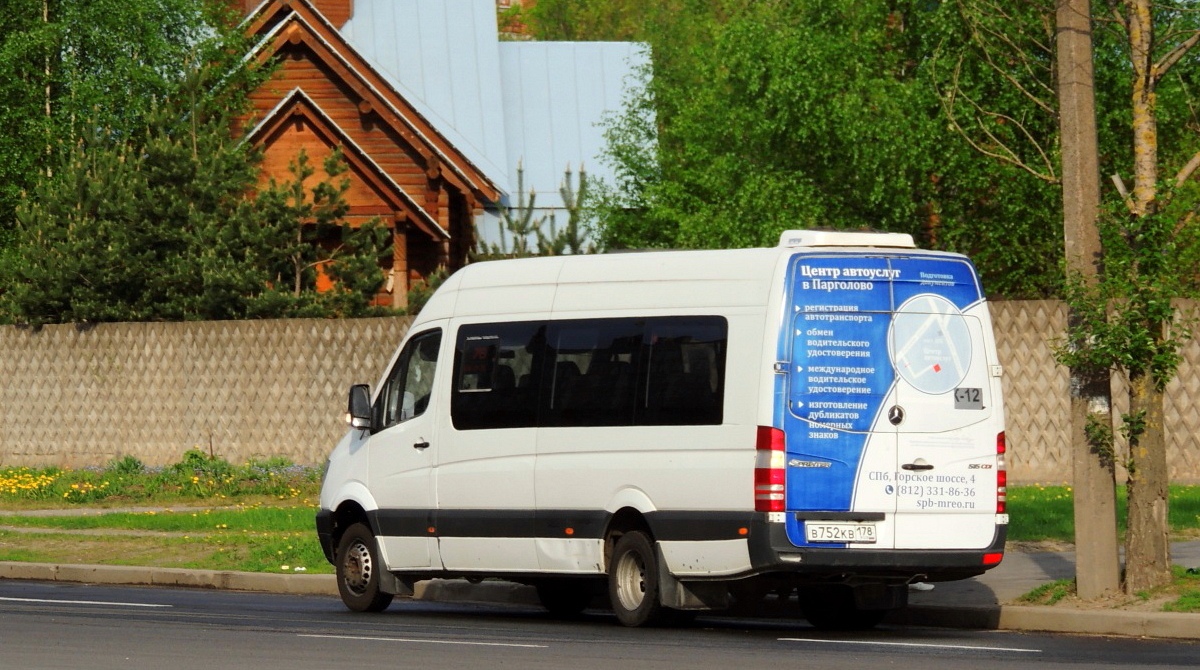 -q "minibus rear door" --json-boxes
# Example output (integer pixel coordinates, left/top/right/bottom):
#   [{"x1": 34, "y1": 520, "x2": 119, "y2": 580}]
[{"x1": 887, "y1": 257, "x2": 999, "y2": 550}]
